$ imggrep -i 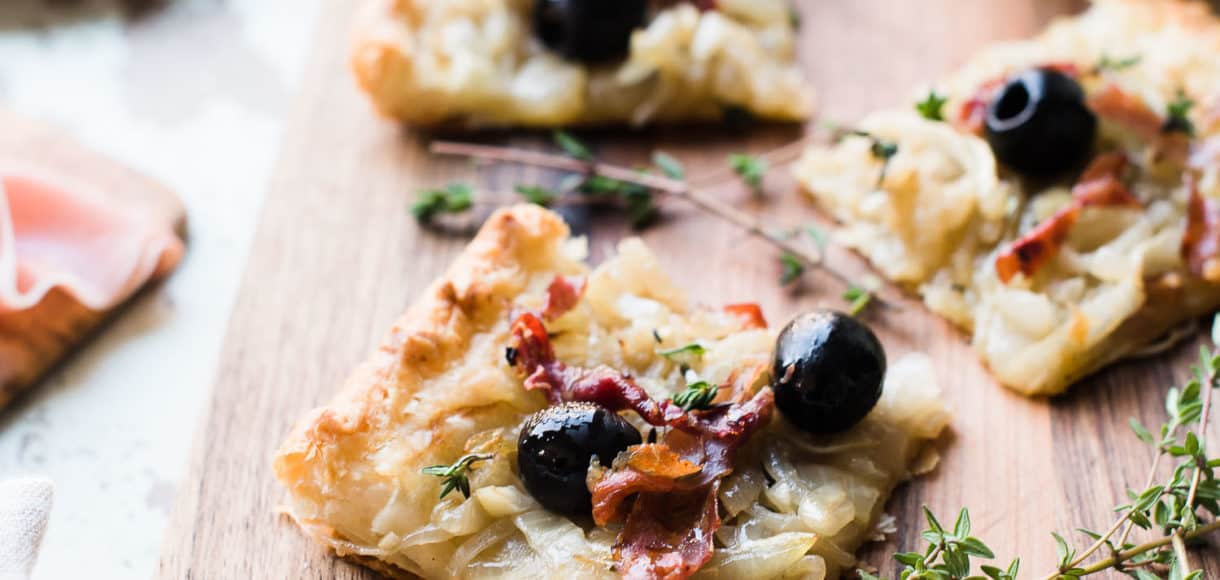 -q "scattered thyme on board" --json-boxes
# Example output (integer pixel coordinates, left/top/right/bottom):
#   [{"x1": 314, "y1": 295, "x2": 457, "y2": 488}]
[
  {"x1": 416, "y1": 130, "x2": 888, "y2": 313},
  {"x1": 863, "y1": 316, "x2": 1220, "y2": 580}
]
